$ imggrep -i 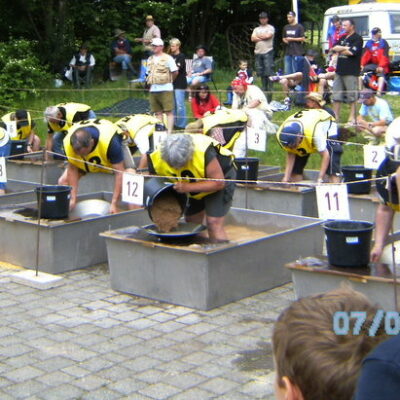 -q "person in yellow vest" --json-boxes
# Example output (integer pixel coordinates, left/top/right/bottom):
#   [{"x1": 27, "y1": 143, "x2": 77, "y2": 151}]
[
  {"x1": 115, "y1": 114, "x2": 165, "y2": 169},
  {"x1": 371, "y1": 118, "x2": 400, "y2": 262},
  {"x1": 185, "y1": 108, "x2": 248, "y2": 158},
  {"x1": 1, "y1": 110, "x2": 41, "y2": 152},
  {"x1": 144, "y1": 133, "x2": 236, "y2": 242},
  {"x1": 276, "y1": 108, "x2": 341, "y2": 183},
  {"x1": 44, "y1": 102, "x2": 96, "y2": 158},
  {"x1": 146, "y1": 38, "x2": 178, "y2": 134},
  {"x1": 58, "y1": 119, "x2": 125, "y2": 214}
]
